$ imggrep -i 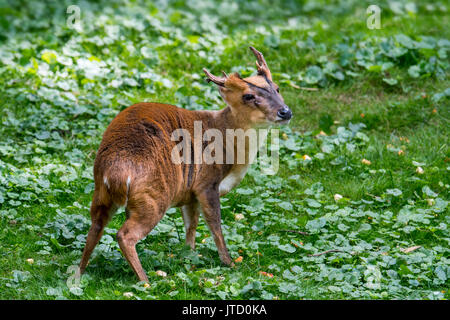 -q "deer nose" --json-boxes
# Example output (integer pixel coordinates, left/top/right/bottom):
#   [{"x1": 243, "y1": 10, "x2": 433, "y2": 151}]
[{"x1": 277, "y1": 107, "x2": 292, "y2": 120}]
